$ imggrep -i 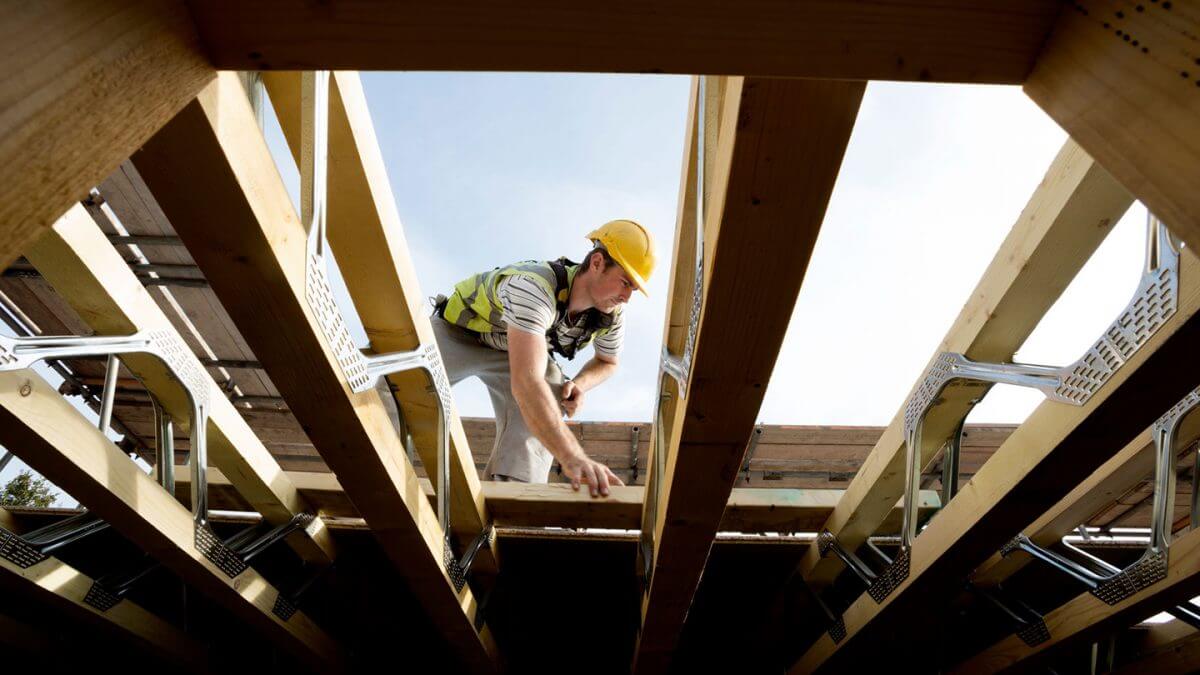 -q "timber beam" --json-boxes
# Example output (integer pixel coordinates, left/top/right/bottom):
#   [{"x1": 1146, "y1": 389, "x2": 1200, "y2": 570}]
[
  {"x1": 259, "y1": 70, "x2": 495, "y2": 576},
  {"x1": 794, "y1": 140, "x2": 1132, "y2": 591},
  {"x1": 187, "y1": 1, "x2": 1061, "y2": 84},
  {"x1": 1026, "y1": 0, "x2": 1200, "y2": 257},
  {"x1": 0, "y1": 371, "x2": 342, "y2": 668},
  {"x1": 23, "y1": 204, "x2": 335, "y2": 564},
  {"x1": 0, "y1": 1, "x2": 212, "y2": 268},
  {"x1": 791, "y1": 238, "x2": 1200, "y2": 672},
  {"x1": 634, "y1": 75, "x2": 865, "y2": 674},
  {"x1": 132, "y1": 72, "x2": 498, "y2": 672}
]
